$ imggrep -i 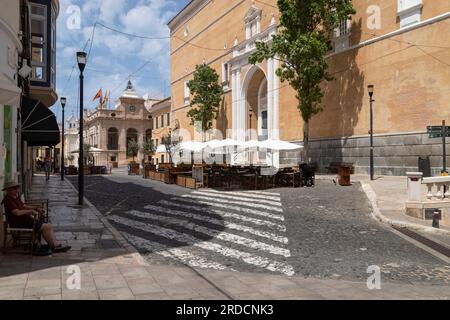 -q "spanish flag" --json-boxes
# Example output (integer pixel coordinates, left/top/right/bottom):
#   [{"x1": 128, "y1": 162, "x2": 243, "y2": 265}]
[{"x1": 93, "y1": 89, "x2": 102, "y2": 102}]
